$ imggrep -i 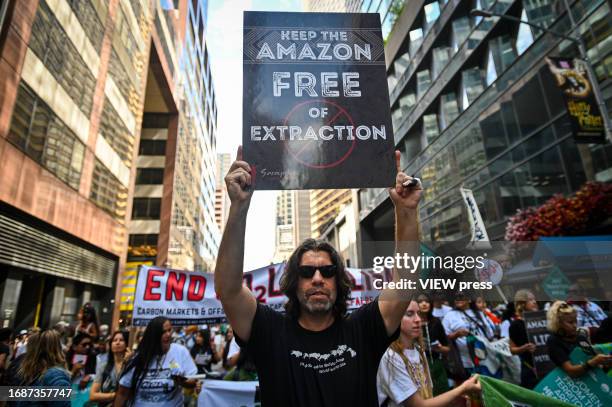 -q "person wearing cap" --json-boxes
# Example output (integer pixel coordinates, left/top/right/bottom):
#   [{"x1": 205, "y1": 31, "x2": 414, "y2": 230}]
[{"x1": 214, "y1": 148, "x2": 422, "y2": 406}]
